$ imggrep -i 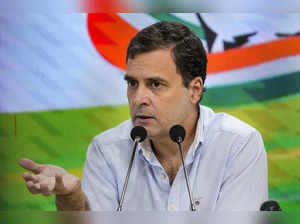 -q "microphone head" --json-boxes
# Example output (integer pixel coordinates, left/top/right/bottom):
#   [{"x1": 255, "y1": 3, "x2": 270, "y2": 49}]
[
  {"x1": 169, "y1": 125, "x2": 186, "y2": 143},
  {"x1": 130, "y1": 126, "x2": 147, "y2": 142},
  {"x1": 260, "y1": 200, "x2": 282, "y2": 211}
]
